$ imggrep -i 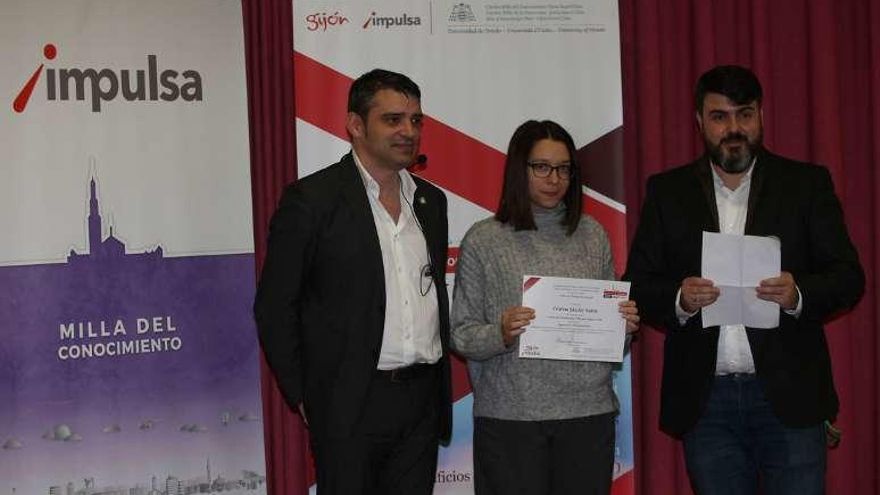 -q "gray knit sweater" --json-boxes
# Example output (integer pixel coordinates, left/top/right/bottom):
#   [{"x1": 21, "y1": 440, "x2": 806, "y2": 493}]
[{"x1": 451, "y1": 205, "x2": 619, "y2": 421}]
